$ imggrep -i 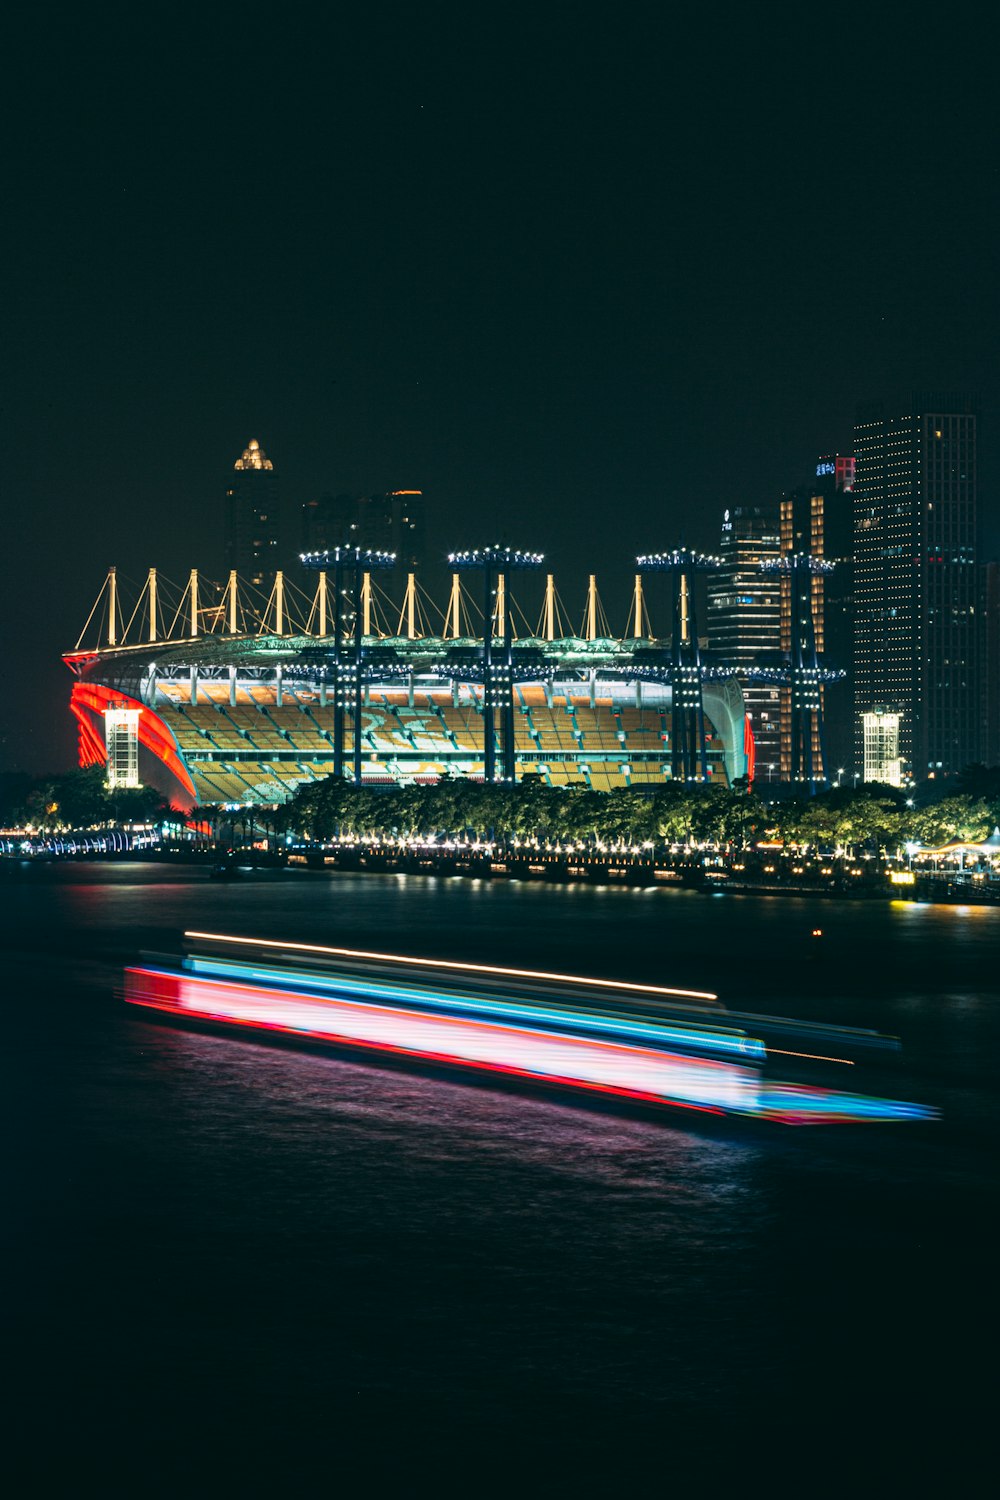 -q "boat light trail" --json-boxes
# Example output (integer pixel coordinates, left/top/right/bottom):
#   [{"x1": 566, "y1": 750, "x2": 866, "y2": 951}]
[
  {"x1": 126, "y1": 967, "x2": 752, "y2": 1114},
  {"x1": 183, "y1": 930, "x2": 719, "y2": 1003},
  {"x1": 126, "y1": 964, "x2": 937, "y2": 1126},
  {"x1": 765, "y1": 1047, "x2": 855, "y2": 1066},
  {"x1": 184, "y1": 954, "x2": 764, "y2": 1062}
]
